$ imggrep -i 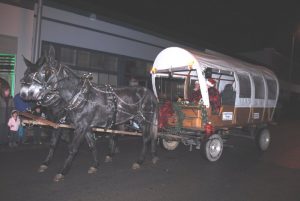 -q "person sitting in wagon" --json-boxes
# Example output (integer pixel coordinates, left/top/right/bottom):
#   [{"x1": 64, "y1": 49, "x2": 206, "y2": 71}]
[
  {"x1": 190, "y1": 81, "x2": 202, "y2": 104},
  {"x1": 207, "y1": 78, "x2": 221, "y2": 114}
]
